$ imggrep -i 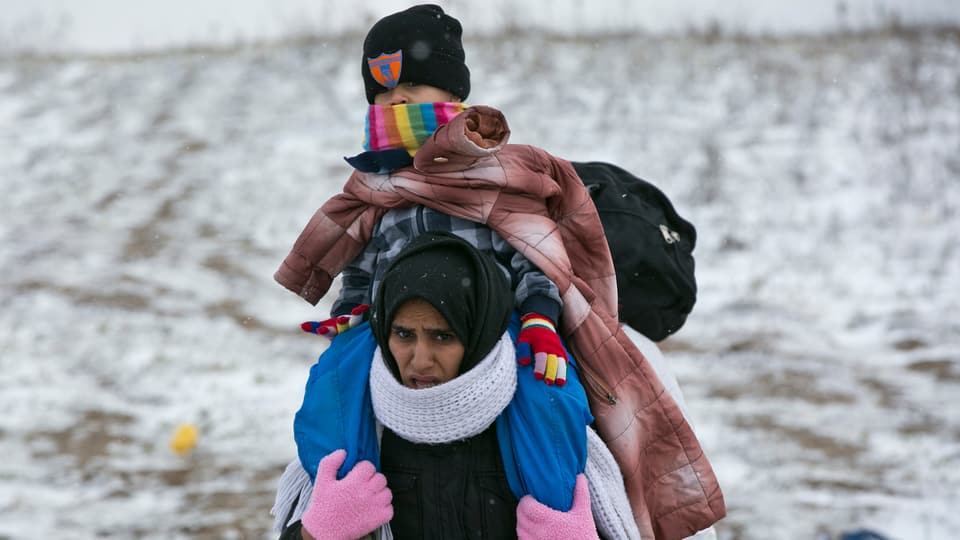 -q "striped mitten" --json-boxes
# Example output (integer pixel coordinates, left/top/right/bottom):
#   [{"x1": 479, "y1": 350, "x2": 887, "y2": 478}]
[
  {"x1": 301, "y1": 304, "x2": 370, "y2": 340},
  {"x1": 516, "y1": 313, "x2": 568, "y2": 386}
]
